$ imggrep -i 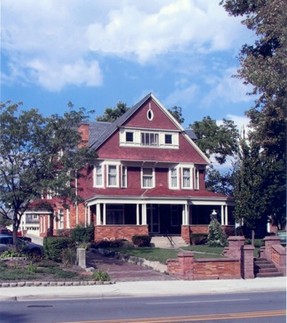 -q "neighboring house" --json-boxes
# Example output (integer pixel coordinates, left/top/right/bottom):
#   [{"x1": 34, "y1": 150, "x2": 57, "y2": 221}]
[{"x1": 38, "y1": 93, "x2": 234, "y2": 243}]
